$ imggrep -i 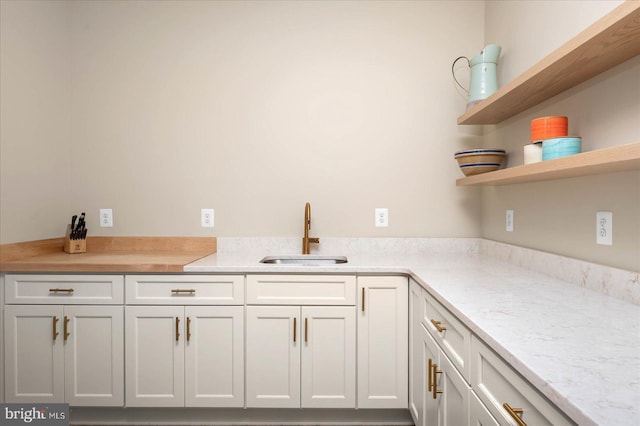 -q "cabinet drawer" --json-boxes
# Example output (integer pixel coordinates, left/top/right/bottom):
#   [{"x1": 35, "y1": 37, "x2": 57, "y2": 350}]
[
  {"x1": 471, "y1": 336, "x2": 574, "y2": 426},
  {"x1": 422, "y1": 291, "x2": 471, "y2": 382},
  {"x1": 125, "y1": 275, "x2": 244, "y2": 305},
  {"x1": 247, "y1": 275, "x2": 355, "y2": 305},
  {"x1": 4, "y1": 274, "x2": 124, "y2": 304}
]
